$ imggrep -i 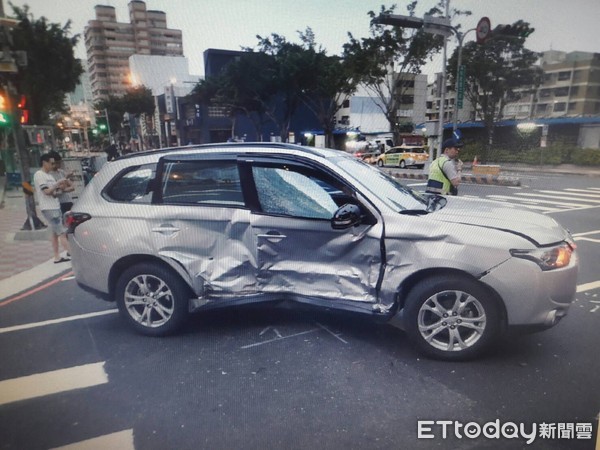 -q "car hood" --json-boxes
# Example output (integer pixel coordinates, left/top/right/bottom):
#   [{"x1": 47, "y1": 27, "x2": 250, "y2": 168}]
[{"x1": 429, "y1": 197, "x2": 569, "y2": 246}]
